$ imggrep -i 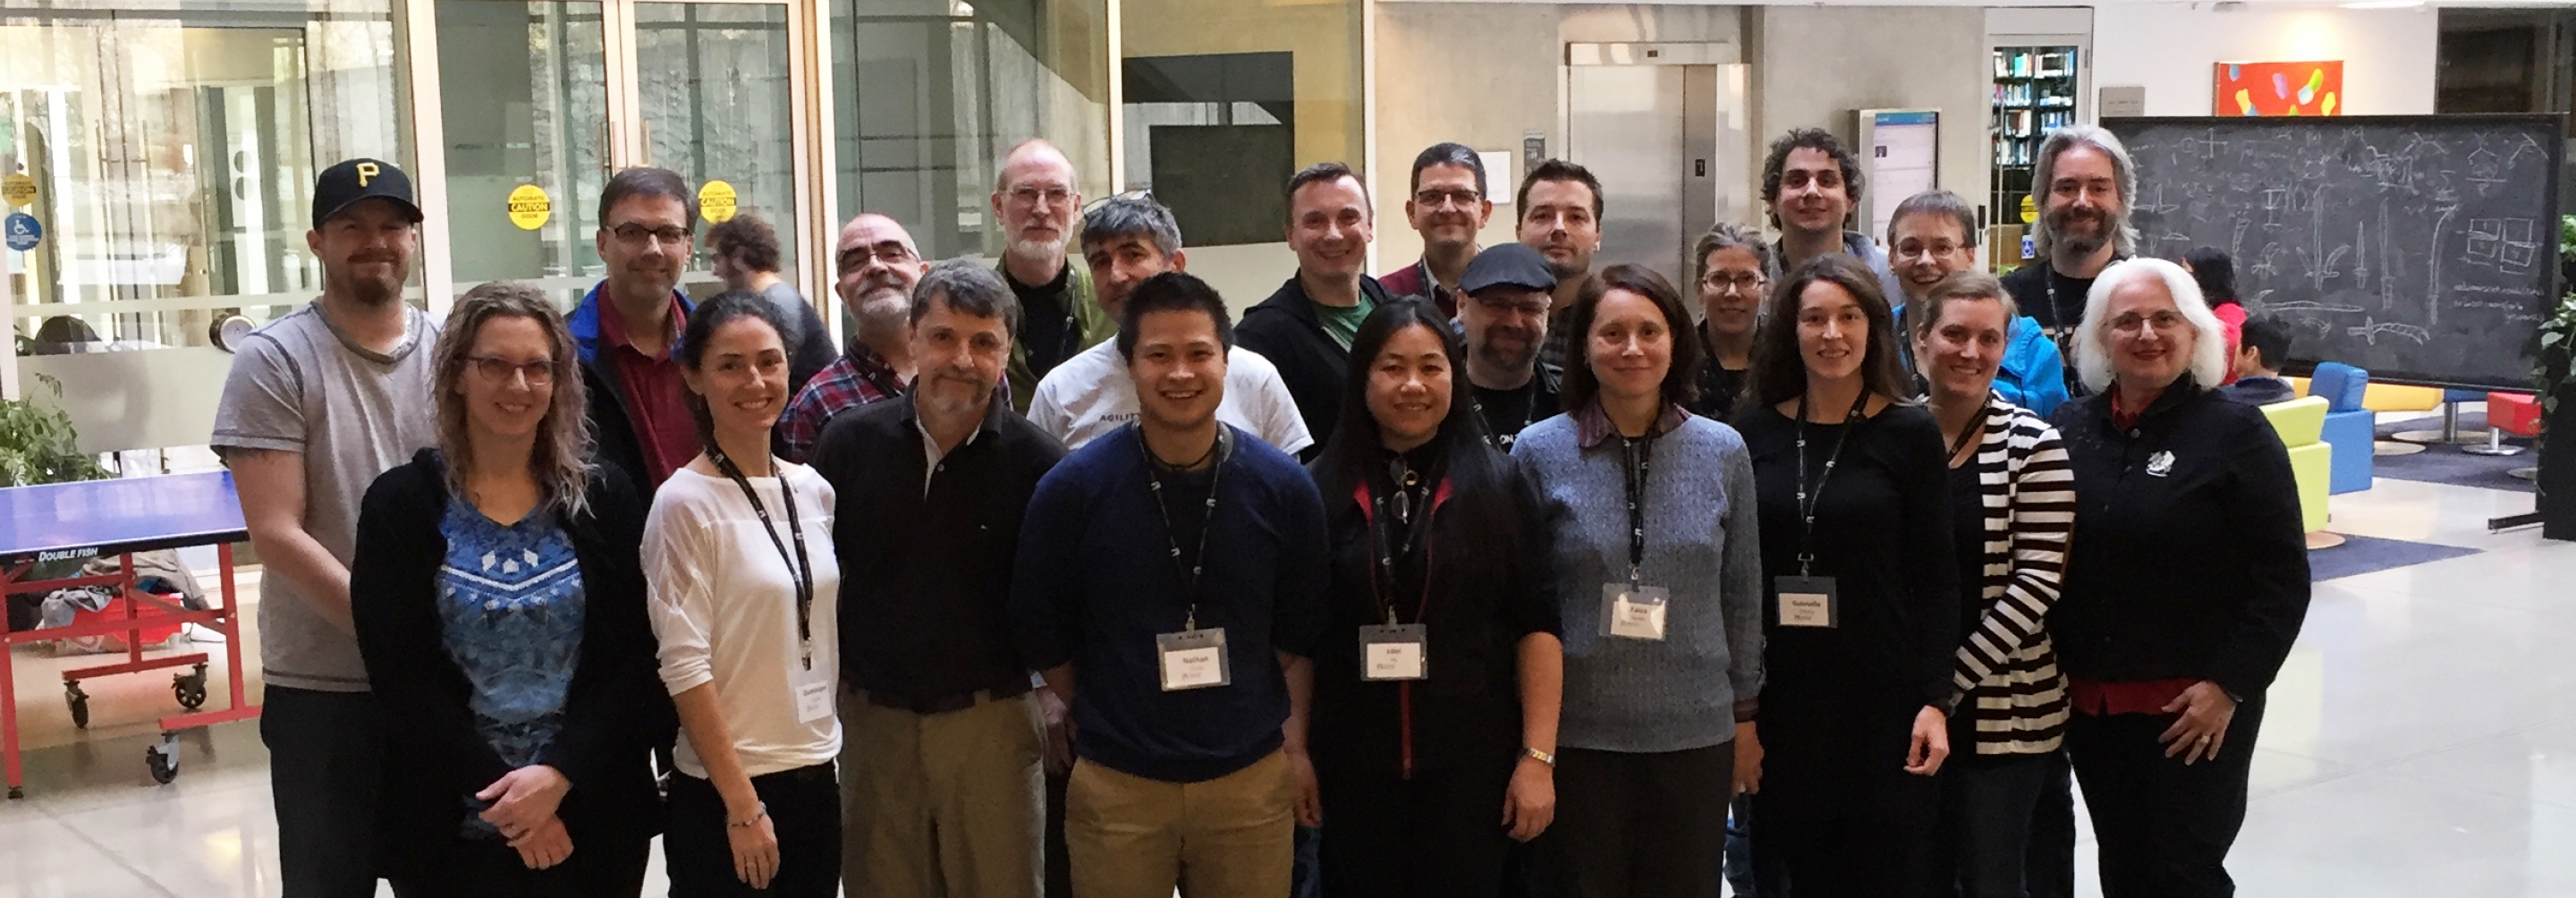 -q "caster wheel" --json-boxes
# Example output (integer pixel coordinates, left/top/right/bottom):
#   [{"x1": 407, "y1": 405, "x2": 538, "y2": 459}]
[
  {"x1": 64, "y1": 682, "x2": 89, "y2": 730},
  {"x1": 145, "y1": 734, "x2": 180, "y2": 784},
  {"x1": 174, "y1": 669, "x2": 208, "y2": 710},
  {"x1": 6, "y1": 786, "x2": 21, "y2": 800}
]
